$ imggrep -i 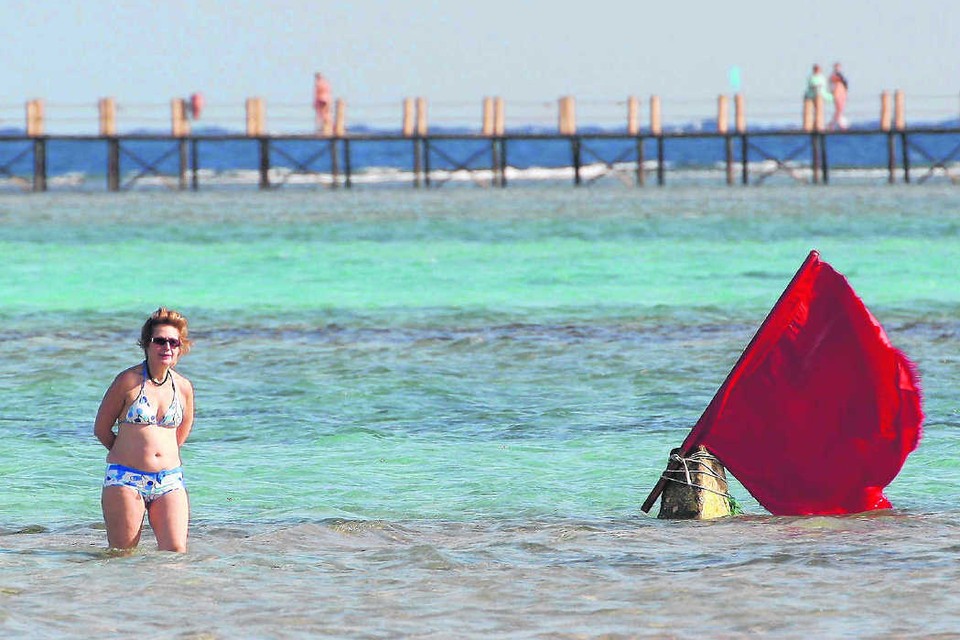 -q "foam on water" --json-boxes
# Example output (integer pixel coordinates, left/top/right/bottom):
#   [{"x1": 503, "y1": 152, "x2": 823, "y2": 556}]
[{"x1": 3, "y1": 159, "x2": 958, "y2": 192}]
